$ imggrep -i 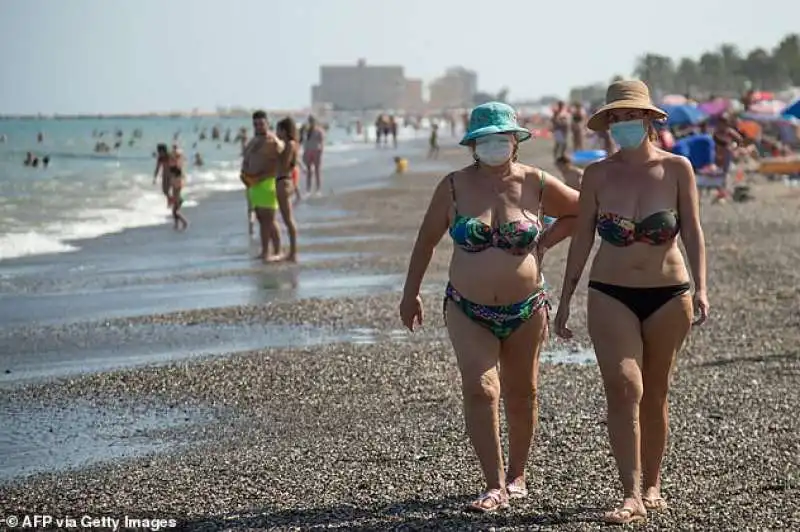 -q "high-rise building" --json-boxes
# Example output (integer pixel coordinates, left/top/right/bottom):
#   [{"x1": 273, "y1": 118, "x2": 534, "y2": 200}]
[
  {"x1": 312, "y1": 59, "x2": 407, "y2": 111},
  {"x1": 401, "y1": 79, "x2": 424, "y2": 113},
  {"x1": 429, "y1": 67, "x2": 479, "y2": 109}
]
